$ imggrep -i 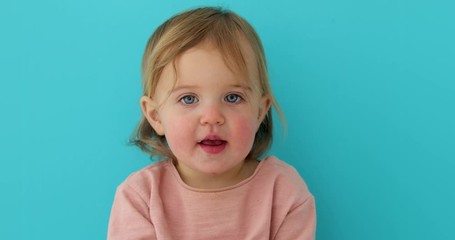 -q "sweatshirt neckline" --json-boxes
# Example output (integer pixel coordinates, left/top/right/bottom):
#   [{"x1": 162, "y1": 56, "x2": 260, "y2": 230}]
[{"x1": 167, "y1": 156, "x2": 270, "y2": 193}]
